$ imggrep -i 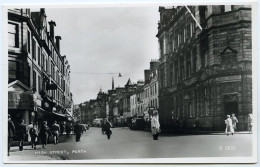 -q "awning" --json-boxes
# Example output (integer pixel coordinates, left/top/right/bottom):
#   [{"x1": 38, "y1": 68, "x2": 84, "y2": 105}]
[{"x1": 52, "y1": 112, "x2": 68, "y2": 121}]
